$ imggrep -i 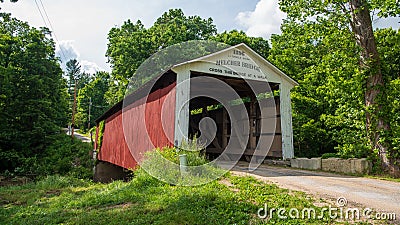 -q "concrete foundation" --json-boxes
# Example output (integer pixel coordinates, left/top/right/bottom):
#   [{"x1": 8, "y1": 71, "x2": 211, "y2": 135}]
[
  {"x1": 263, "y1": 159, "x2": 291, "y2": 167},
  {"x1": 321, "y1": 158, "x2": 372, "y2": 174},
  {"x1": 290, "y1": 158, "x2": 321, "y2": 170},
  {"x1": 321, "y1": 158, "x2": 347, "y2": 173},
  {"x1": 93, "y1": 161, "x2": 130, "y2": 183},
  {"x1": 290, "y1": 157, "x2": 372, "y2": 175}
]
